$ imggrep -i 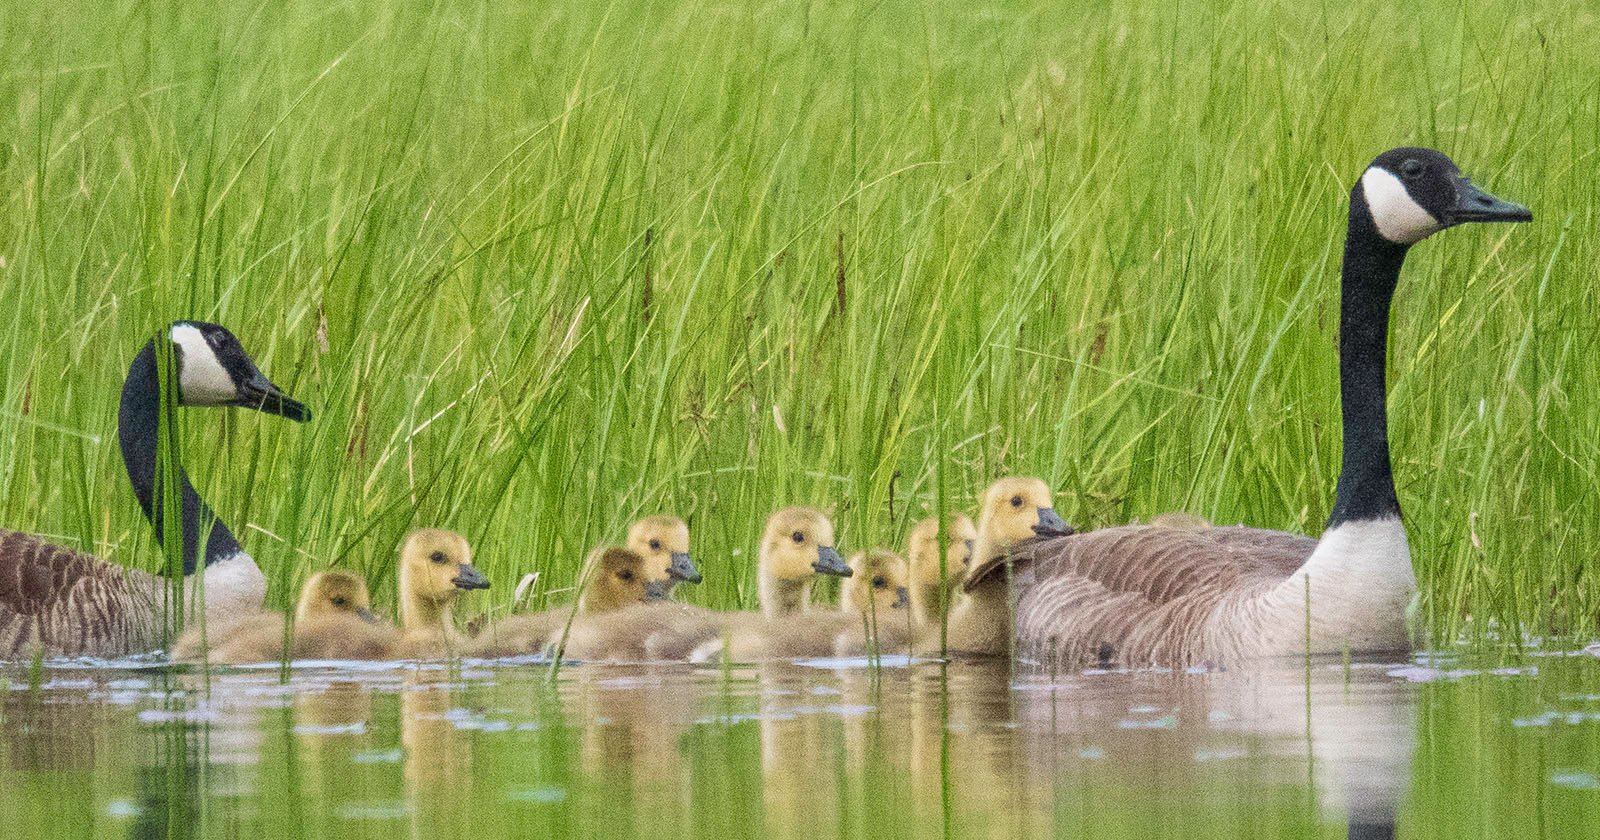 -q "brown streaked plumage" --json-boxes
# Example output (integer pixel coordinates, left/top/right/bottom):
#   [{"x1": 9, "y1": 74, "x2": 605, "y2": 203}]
[
  {"x1": 1006, "y1": 525, "x2": 1315, "y2": 667},
  {"x1": 0, "y1": 531, "x2": 162, "y2": 658}
]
